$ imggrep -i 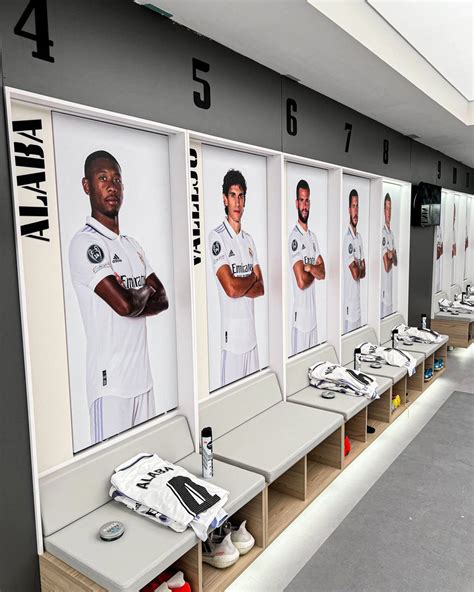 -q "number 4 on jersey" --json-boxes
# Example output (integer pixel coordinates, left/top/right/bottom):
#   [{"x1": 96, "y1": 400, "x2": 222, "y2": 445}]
[{"x1": 14, "y1": 0, "x2": 55, "y2": 63}]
